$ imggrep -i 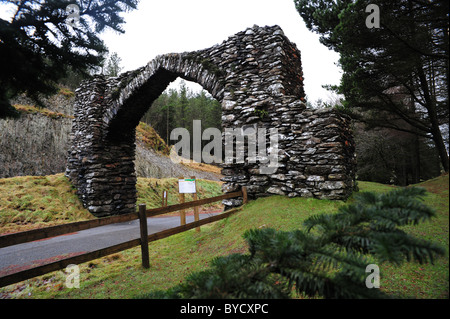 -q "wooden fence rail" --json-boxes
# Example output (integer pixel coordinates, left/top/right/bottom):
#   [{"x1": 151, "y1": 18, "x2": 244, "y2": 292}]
[
  {"x1": 0, "y1": 188, "x2": 246, "y2": 288},
  {"x1": 0, "y1": 190, "x2": 243, "y2": 248}
]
